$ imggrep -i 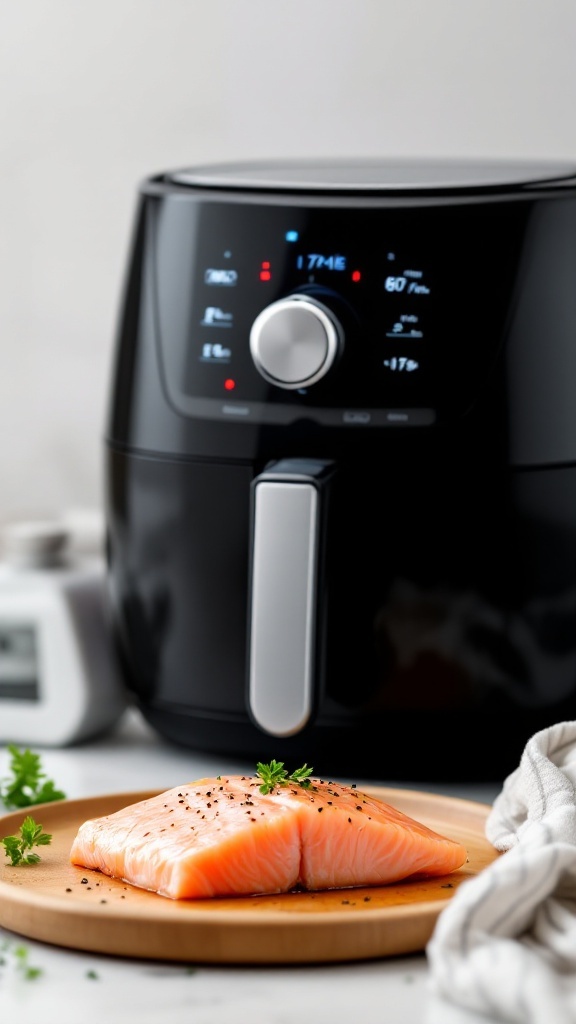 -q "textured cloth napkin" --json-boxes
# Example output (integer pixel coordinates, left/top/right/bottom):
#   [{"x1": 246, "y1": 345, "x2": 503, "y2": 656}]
[{"x1": 426, "y1": 721, "x2": 576, "y2": 1024}]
